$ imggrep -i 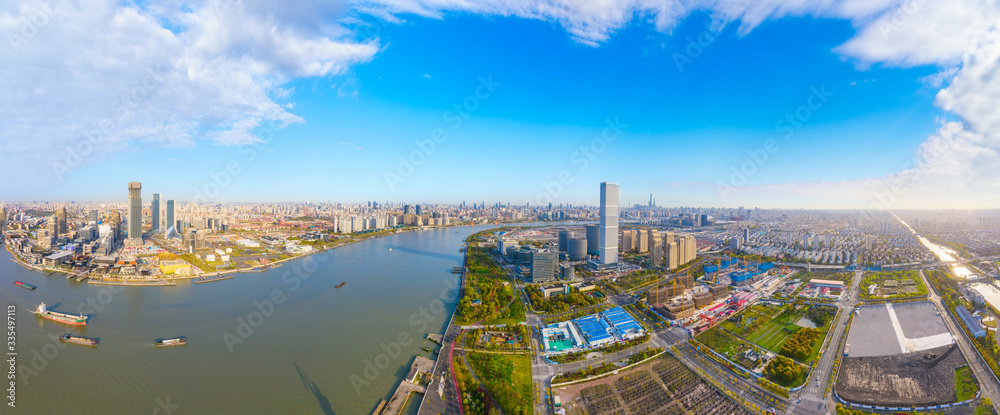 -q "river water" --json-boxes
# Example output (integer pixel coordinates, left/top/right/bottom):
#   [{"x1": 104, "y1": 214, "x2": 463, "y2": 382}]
[{"x1": 2, "y1": 226, "x2": 488, "y2": 414}]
